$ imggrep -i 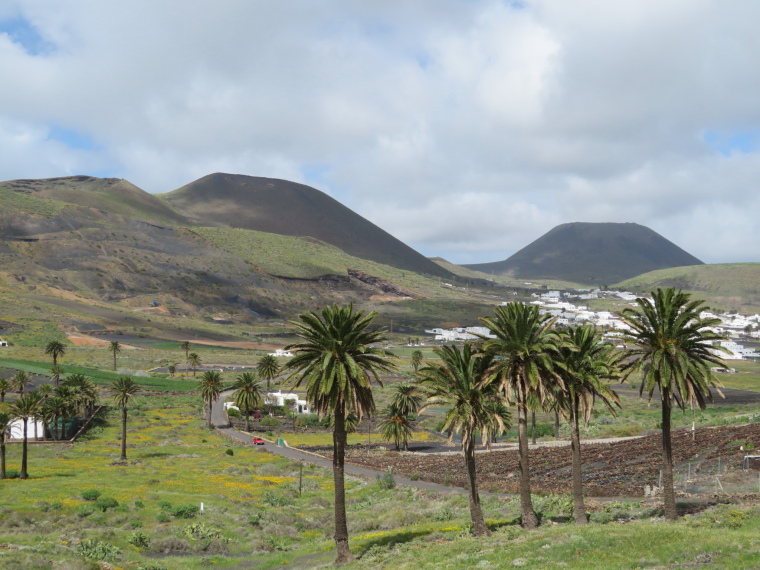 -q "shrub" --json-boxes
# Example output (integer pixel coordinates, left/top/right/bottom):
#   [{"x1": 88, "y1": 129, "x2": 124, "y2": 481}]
[
  {"x1": 77, "y1": 539, "x2": 121, "y2": 561},
  {"x1": 227, "y1": 408, "x2": 241, "y2": 418},
  {"x1": 4, "y1": 470, "x2": 19, "y2": 479},
  {"x1": 410, "y1": 472, "x2": 420, "y2": 481},
  {"x1": 261, "y1": 416, "x2": 284, "y2": 428},
  {"x1": 134, "y1": 501, "x2": 145, "y2": 509},
  {"x1": 76, "y1": 505, "x2": 95, "y2": 518},
  {"x1": 157, "y1": 500, "x2": 173, "y2": 511},
  {"x1": 94, "y1": 497, "x2": 119, "y2": 512},
  {"x1": 130, "y1": 520, "x2": 143, "y2": 528},
  {"x1": 156, "y1": 513, "x2": 170, "y2": 523},
  {"x1": 263, "y1": 490, "x2": 294, "y2": 507},
  {"x1": 129, "y1": 531, "x2": 151, "y2": 548},
  {"x1": 171, "y1": 504, "x2": 200, "y2": 519},
  {"x1": 82, "y1": 489, "x2": 101, "y2": 501},
  {"x1": 376, "y1": 470, "x2": 396, "y2": 490},
  {"x1": 225, "y1": 448, "x2": 234, "y2": 456}
]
